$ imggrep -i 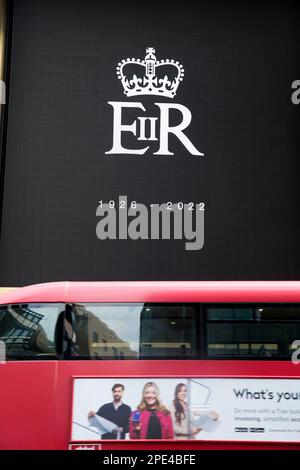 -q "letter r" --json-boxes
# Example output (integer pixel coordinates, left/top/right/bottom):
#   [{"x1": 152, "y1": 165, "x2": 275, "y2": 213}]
[{"x1": 154, "y1": 103, "x2": 204, "y2": 156}]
